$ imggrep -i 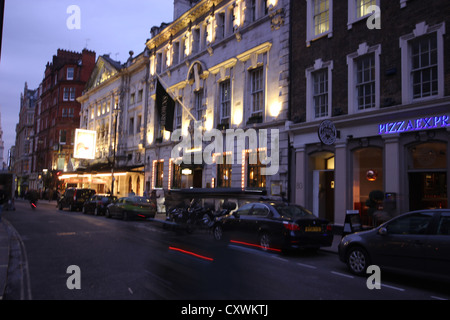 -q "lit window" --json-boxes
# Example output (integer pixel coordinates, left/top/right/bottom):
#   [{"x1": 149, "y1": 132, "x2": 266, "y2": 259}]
[{"x1": 250, "y1": 67, "x2": 264, "y2": 115}]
